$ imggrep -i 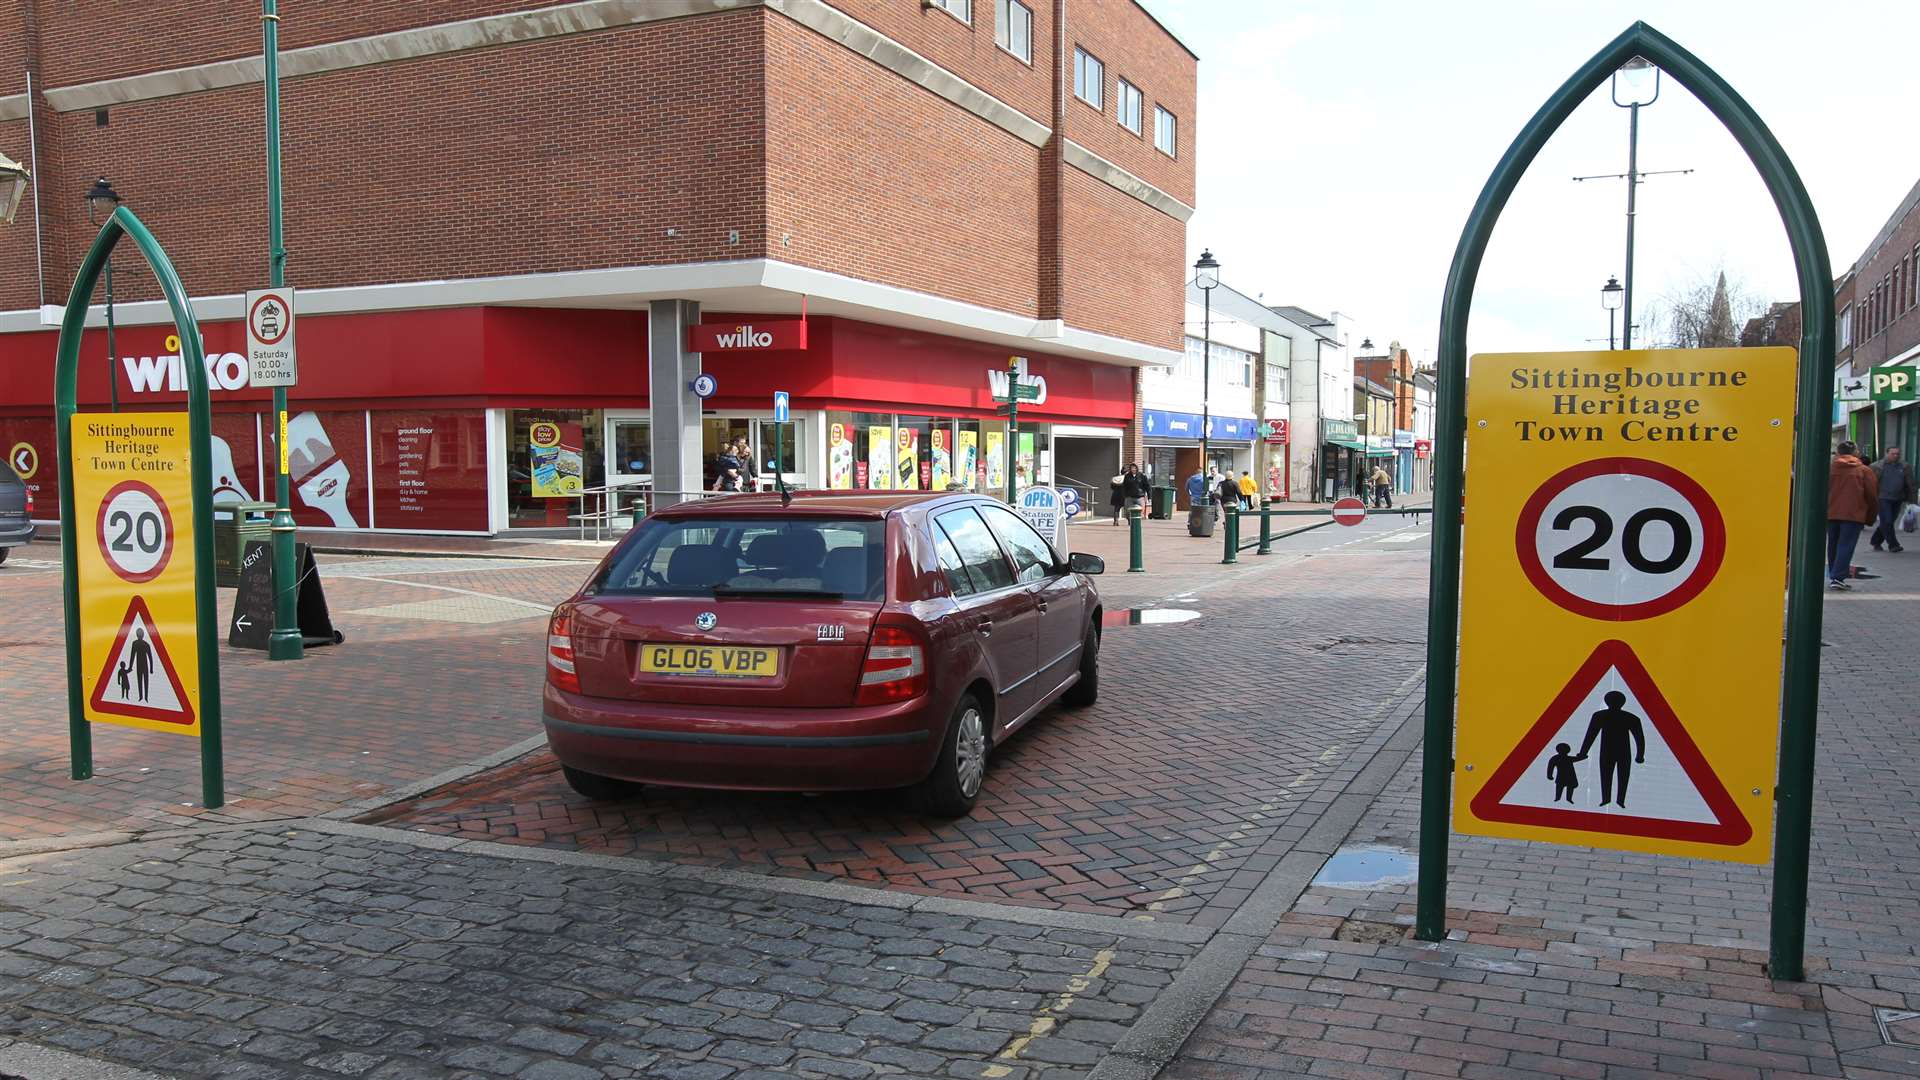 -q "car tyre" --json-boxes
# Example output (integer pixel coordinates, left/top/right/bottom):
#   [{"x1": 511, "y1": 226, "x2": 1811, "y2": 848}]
[
  {"x1": 0, "y1": 548, "x2": 8, "y2": 565},
  {"x1": 913, "y1": 693, "x2": 988, "y2": 818},
  {"x1": 1062, "y1": 622, "x2": 1099, "y2": 708},
  {"x1": 561, "y1": 765, "x2": 639, "y2": 801}
]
